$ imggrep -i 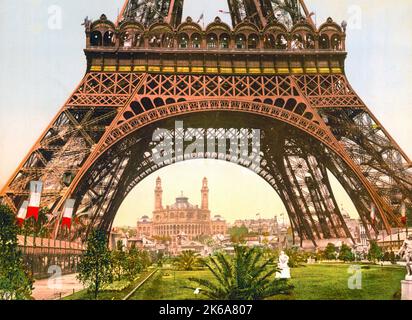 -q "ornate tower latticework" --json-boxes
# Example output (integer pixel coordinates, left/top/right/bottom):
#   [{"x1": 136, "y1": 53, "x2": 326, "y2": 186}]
[{"x1": 1, "y1": 0, "x2": 411, "y2": 247}]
